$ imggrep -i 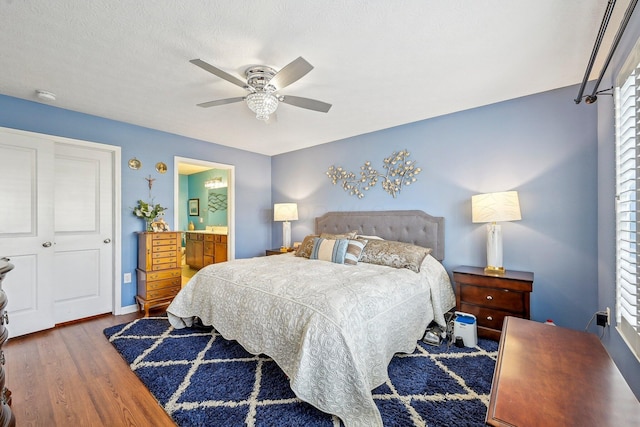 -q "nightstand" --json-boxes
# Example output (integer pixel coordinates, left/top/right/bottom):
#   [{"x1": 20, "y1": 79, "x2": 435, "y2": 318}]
[
  {"x1": 266, "y1": 248, "x2": 294, "y2": 256},
  {"x1": 452, "y1": 266, "x2": 533, "y2": 340}
]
